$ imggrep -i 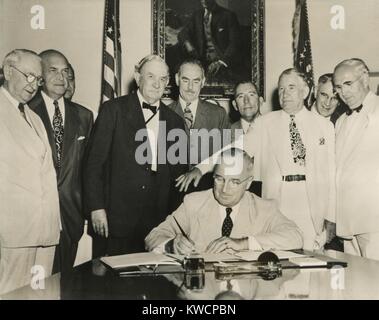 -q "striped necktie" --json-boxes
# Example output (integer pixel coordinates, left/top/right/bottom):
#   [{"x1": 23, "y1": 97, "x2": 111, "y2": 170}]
[{"x1": 184, "y1": 102, "x2": 194, "y2": 129}]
